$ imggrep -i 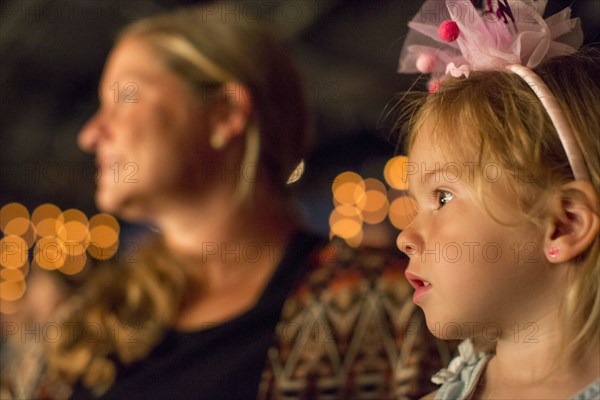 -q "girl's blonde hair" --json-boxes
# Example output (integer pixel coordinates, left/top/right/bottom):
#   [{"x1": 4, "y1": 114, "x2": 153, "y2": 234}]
[
  {"x1": 397, "y1": 47, "x2": 600, "y2": 359},
  {"x1": 46, "y1": 3, "x2": 310, "y2": 396}
]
